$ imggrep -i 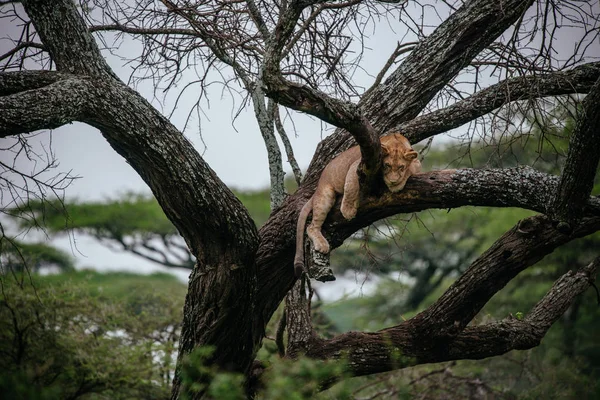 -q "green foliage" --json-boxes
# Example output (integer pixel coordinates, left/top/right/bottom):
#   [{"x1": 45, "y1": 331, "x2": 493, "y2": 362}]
[
  {"x1": 258, "y1": 357, "x2": 351, "y2": 400},
  {"x1": 235, "y1": 189, "x2": 272, "y2": 227},
  {"x1": 10, "y1": 188, "x2": 273, "y2": 237},
  {"x1": 6, "y1": 188, "x2": 273, "y2": 270},
  {"x1": 180, "y1": 347, "x2": 246, "y2": 400},
  {"x1": 0, "y1": 239, "x2": 75, "y2": 272},
  {"x1": 180, "y1": 342, "x2": 351, "y2": 399},
  {"x1": 0, "y1": 270, "x2": 186, "y2": 399},
  {"x1": 11, "y1": 193, "x2": 177, "y2": 237}
]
